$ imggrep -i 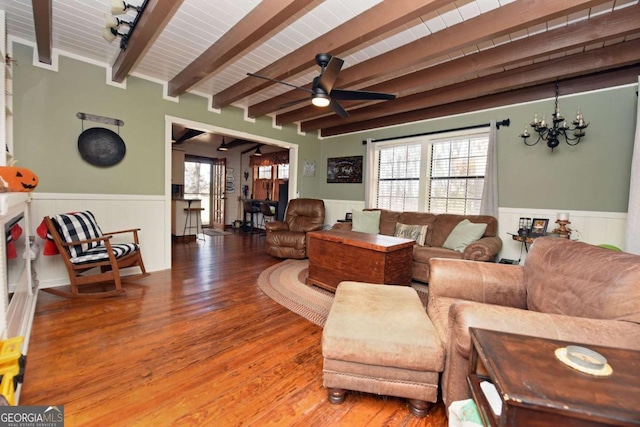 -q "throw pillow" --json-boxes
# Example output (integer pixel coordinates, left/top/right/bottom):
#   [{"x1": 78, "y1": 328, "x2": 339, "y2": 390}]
[
  {"x1": 394, "y1": 223, "x2": 428, "y2": 246},
  {"x1": 442, "y1": 219, "x2": 487, "y2": 253},
  {"x1": 54, "y1": 211, "x2": 104, "y2": 258},
  {"x1": 351, "y1": 210, "x2": 381, "y2": 234}
]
